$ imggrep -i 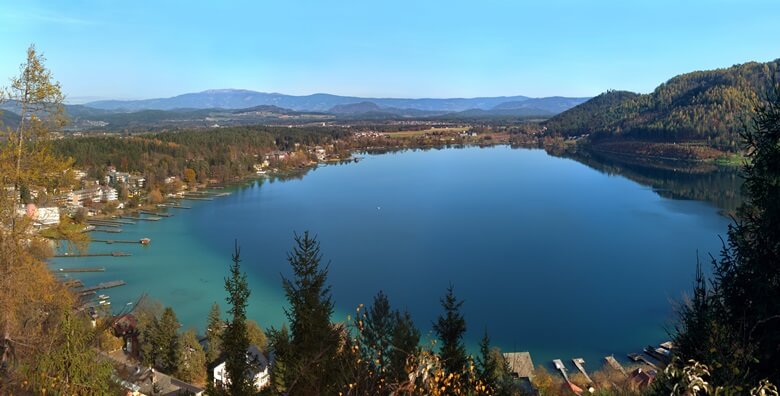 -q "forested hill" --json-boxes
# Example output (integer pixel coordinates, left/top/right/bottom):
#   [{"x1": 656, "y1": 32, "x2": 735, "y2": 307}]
[{"x1": 545, "y1": 59, "x2": 779, "y2": 152}]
